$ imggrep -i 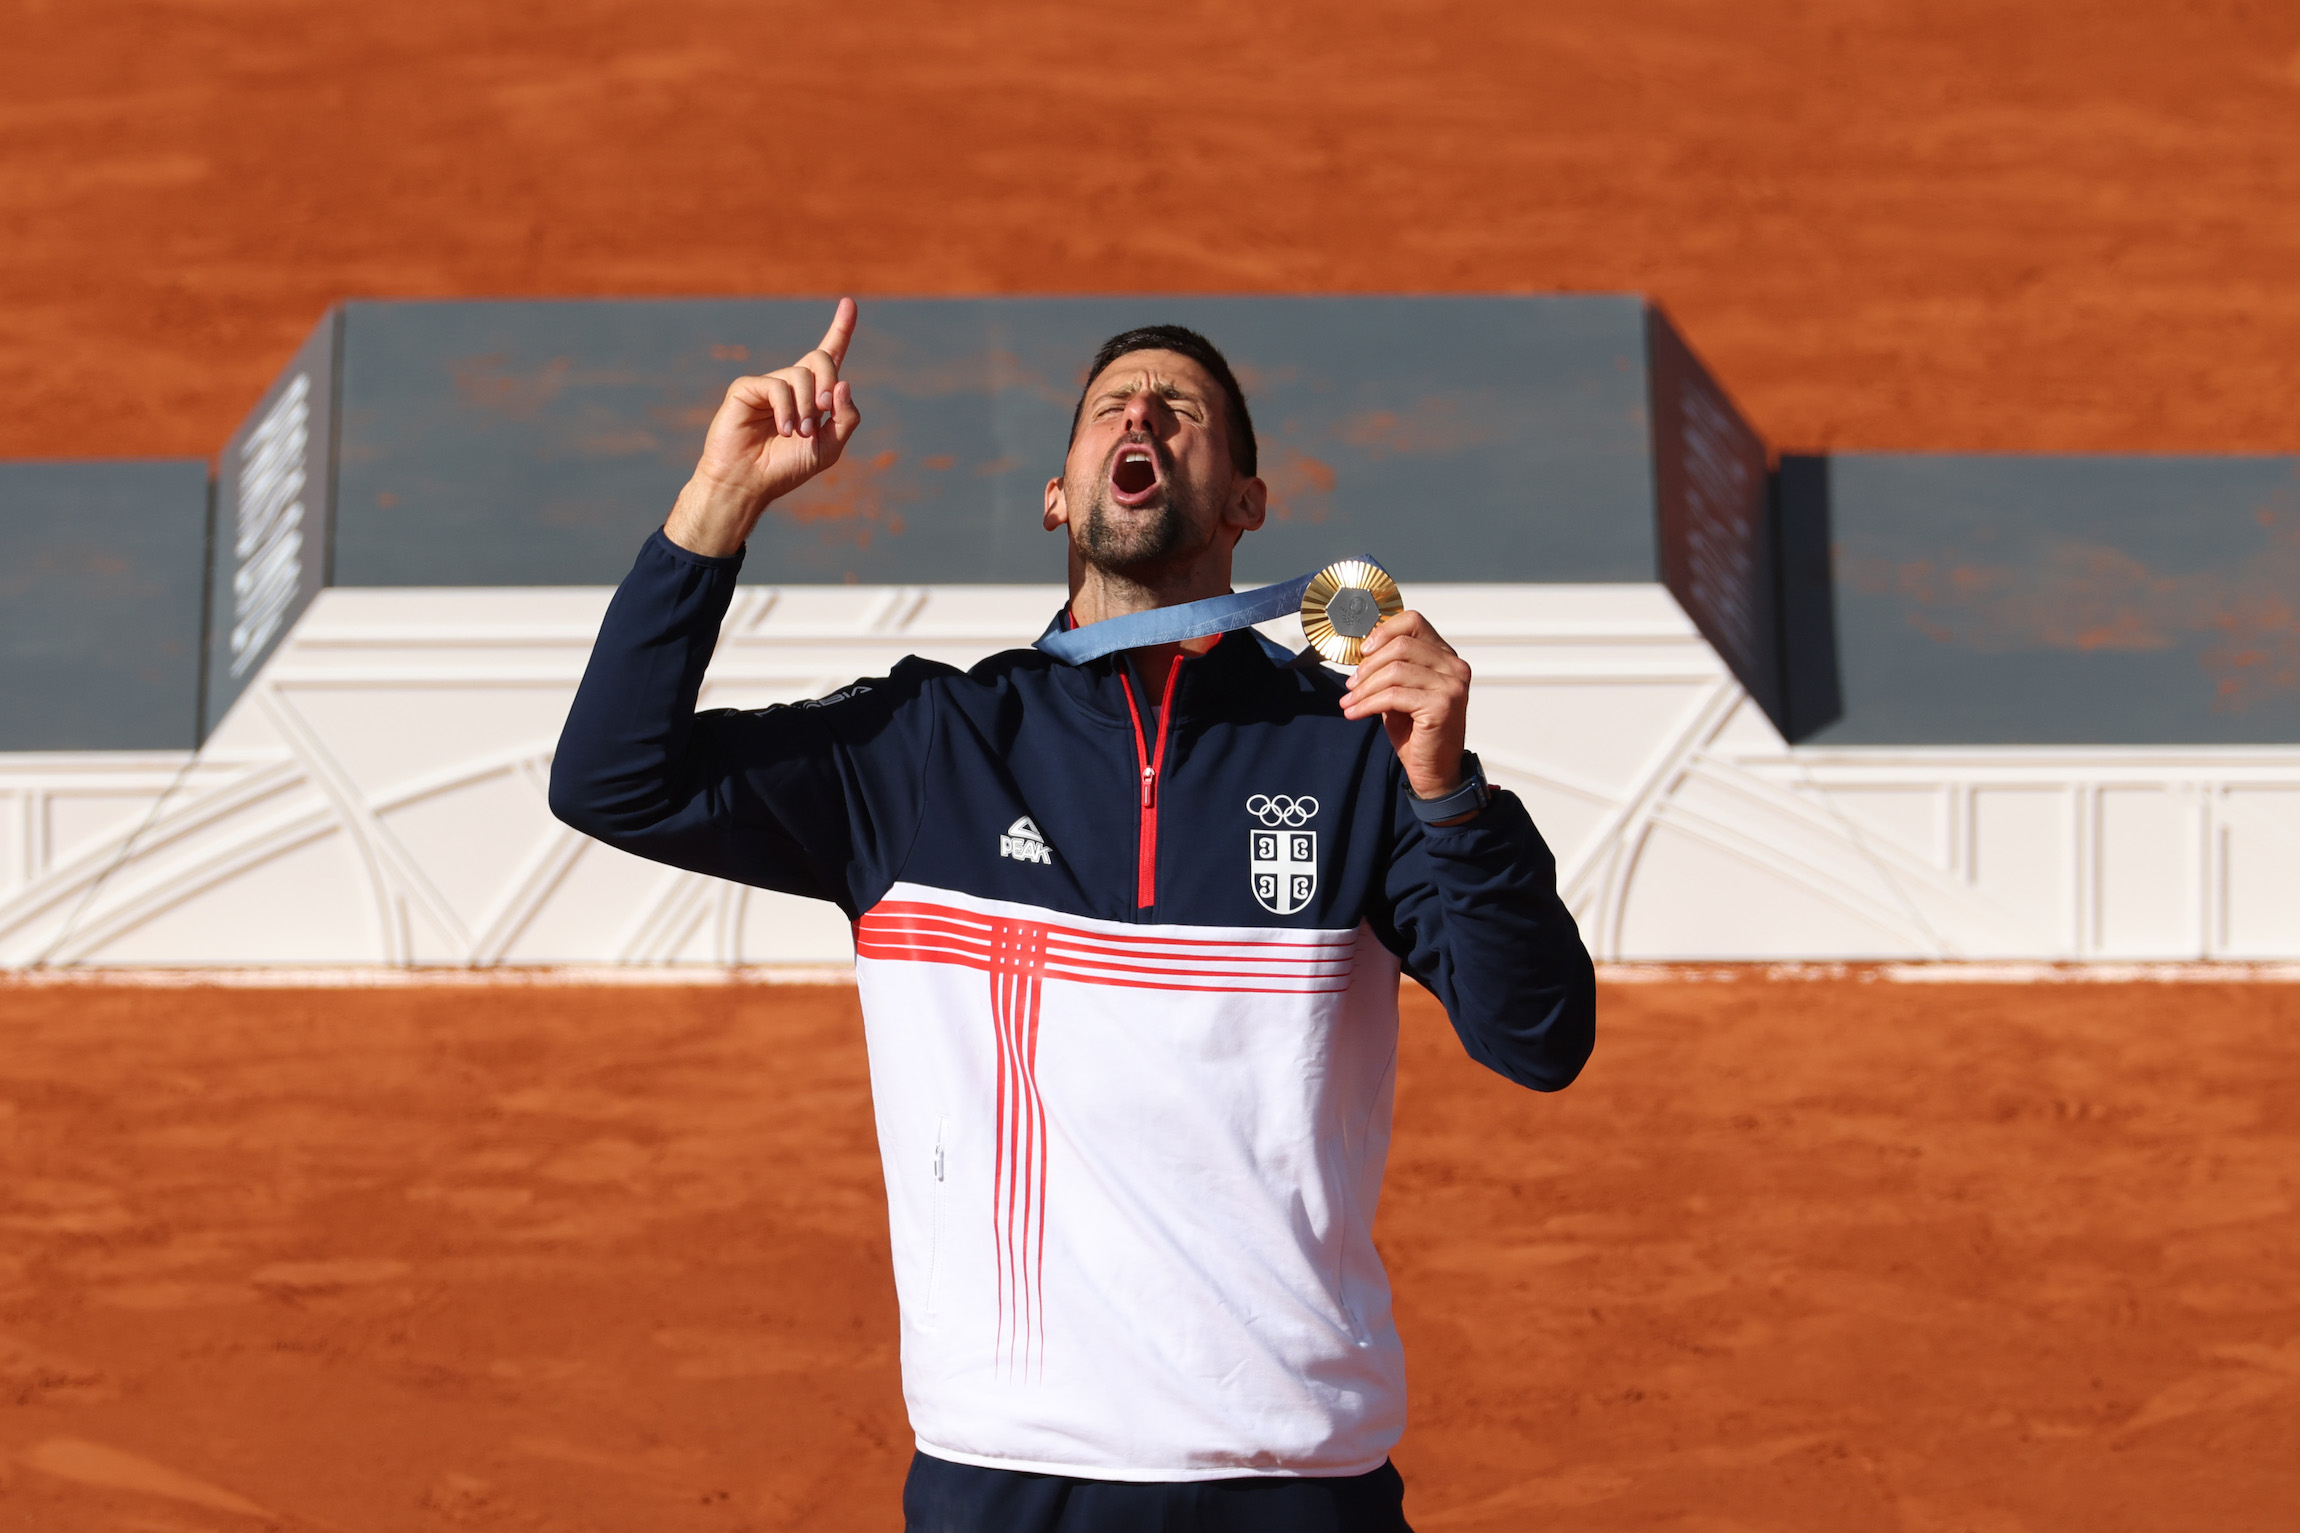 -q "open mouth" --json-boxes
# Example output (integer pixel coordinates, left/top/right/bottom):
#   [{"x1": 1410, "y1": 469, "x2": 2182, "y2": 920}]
[{"x1": 1109, "y1": 446, "x2": 1161, "y2": 504}]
